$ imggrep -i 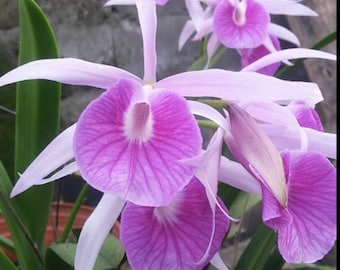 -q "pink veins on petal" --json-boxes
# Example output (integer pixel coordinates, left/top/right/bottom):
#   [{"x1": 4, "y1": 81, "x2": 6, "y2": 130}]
[
  {"x1": 262, "y1": 150, "x2": 336, "y2": 263},
  {"x1": 214, "y1": 0, "x2": 270, "y2": 48},
  {"x1": 120, "y1": 178, "x2": 230, "y2": 269},
  {"x1": 74, "y1": 79, "x2": 202, "y2": 206}
]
